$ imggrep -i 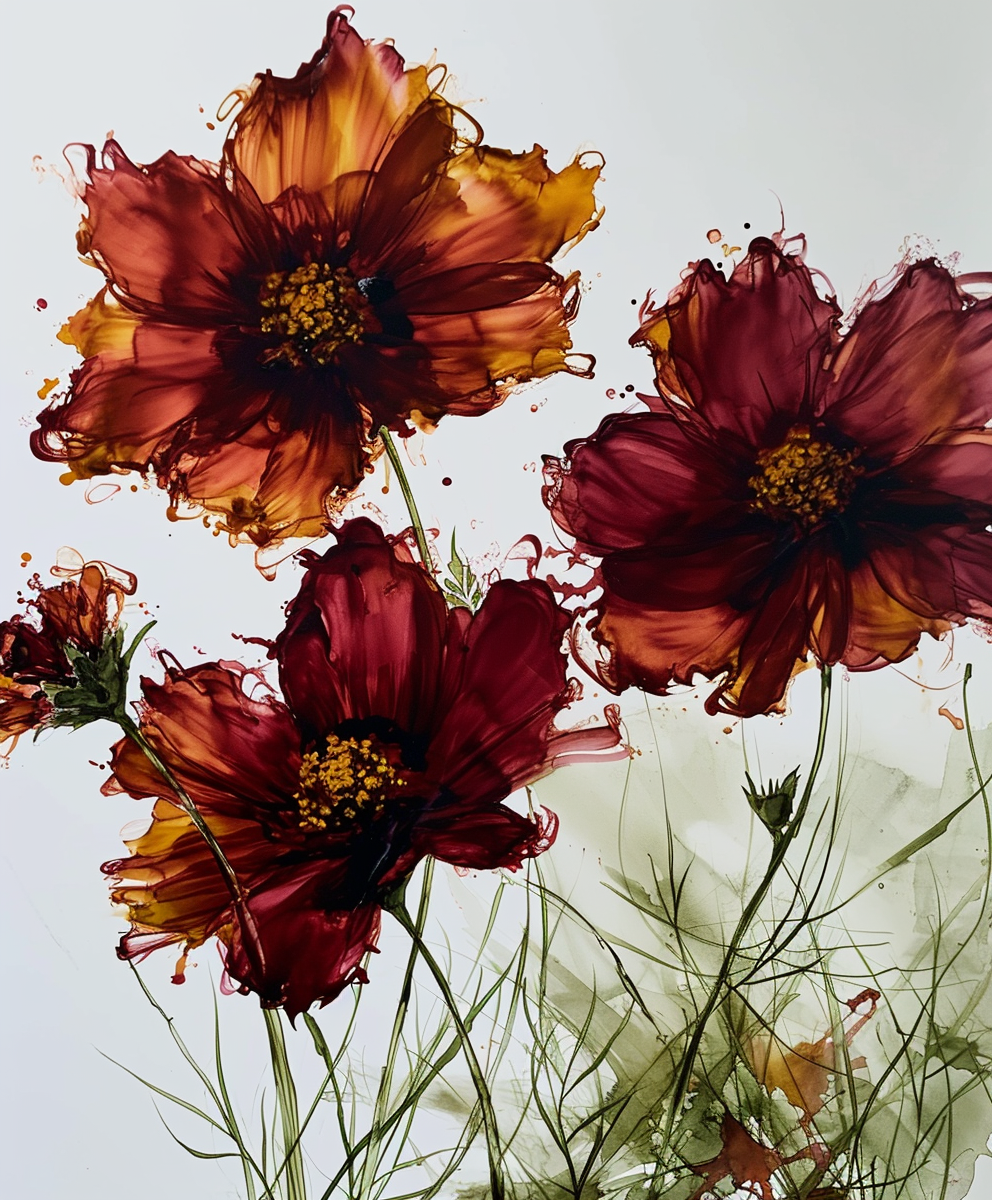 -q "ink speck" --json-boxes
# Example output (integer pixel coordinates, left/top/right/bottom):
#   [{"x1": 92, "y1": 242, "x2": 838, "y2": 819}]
[
  {"x1": 630, "y1": 298, "x2": 637, "y2": 305},
  {"x1": 744, "y1": 222, "x2": 751, "y2": 229},
  {"x1": 19, "y1": 553, "x2": 31, "y2": 563},
  {"x1": 130, "y1": 484, "x2": 138, "y2": 492},
  {"x1": 381, "y1": 485, "x2": 389, "y2": 495},
  {"x1": 206, "y1": 122, "x2": 216, "y2": 131},
  {"x1": 716, "y1": 262, "x2": 723, "y2": 269},
  {"x1": 35, "y1": 298, "x2": 47, "y2": 310},
  {"x1": 530, "y1": 404, "x2": 538, "y2": 412},
  {"x1": 706, "y1": 229, "x2": 721, "y2": 243},
  {"x1": 441, "y1": 477, "x2": 452, "y2": 487},
  {"x1": 624, "y1": 385, "x2": 634, "y2": 393}
]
